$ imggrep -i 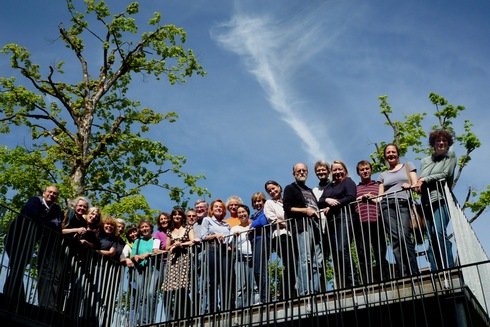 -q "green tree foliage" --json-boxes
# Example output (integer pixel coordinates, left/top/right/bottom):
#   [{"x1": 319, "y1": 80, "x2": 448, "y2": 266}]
[
  {"x1": 370, "y1": 92, "x2": 487, "y2": 222},
  {"x1": 0, "y1": 0, "x2": 209, "y2": 218}
]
